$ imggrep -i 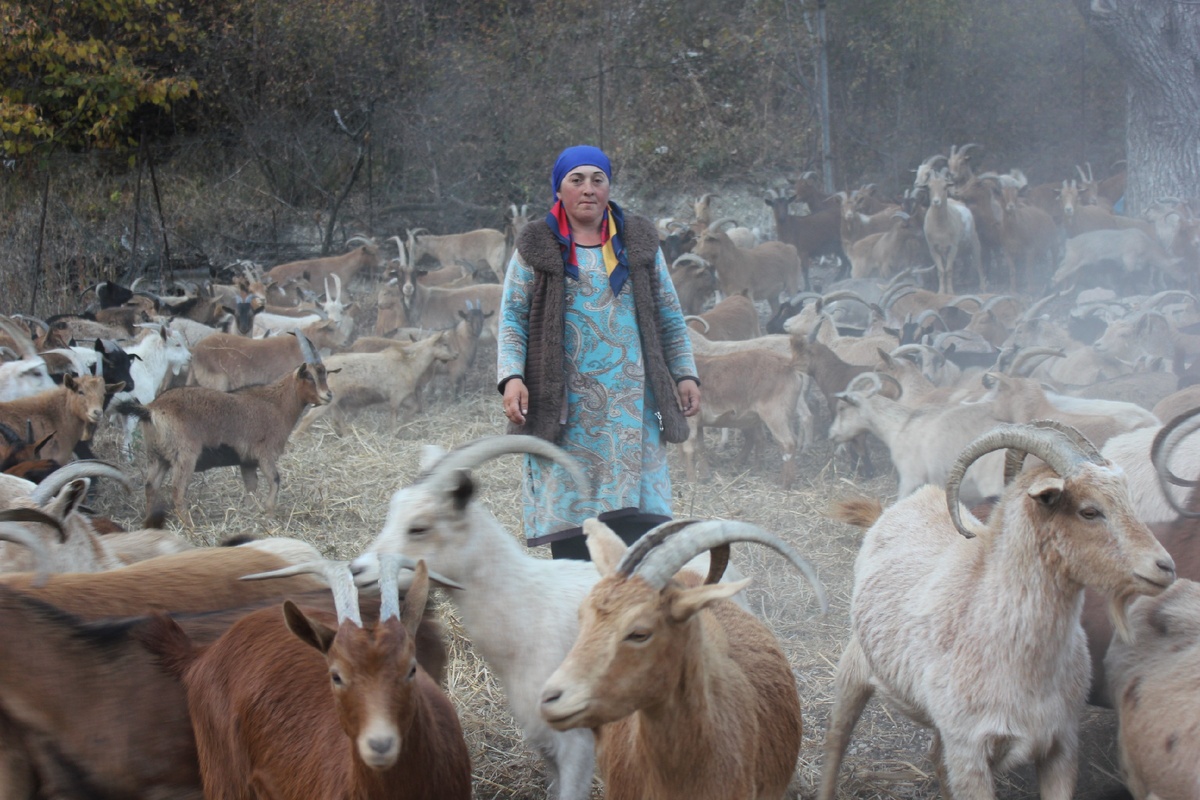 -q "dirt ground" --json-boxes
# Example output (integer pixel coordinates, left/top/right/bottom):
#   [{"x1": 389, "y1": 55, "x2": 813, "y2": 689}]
[{"x1": 89, "y1": 339, "x2": 1135, "y2": 800}]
